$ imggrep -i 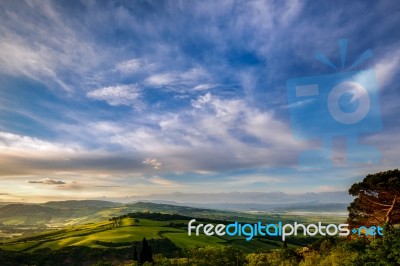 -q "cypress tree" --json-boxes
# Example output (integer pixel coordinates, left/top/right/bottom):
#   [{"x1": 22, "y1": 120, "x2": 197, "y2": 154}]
[
  {"x1": 133, "y1": 245, "x2": 138, "y2": 261},
  {"x1": 139, "y1": 237, "x2": 153, "y2": 264}
]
